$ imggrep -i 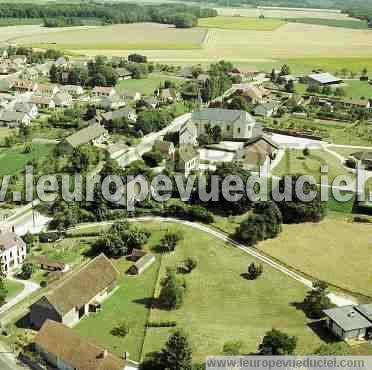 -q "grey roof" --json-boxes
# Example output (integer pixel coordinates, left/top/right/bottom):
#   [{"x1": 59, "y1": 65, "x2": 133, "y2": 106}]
[
  {"x1": 323, "y1": 306, "x2": 372, "y2": 331},
  {"x1": 0, "y1": 232, "x2": 25, "y2": 251},
  {"x1": 101, "y1": 107, "x2": 135, "y2": 122},
  {"x1": 115, "y1": 67, "x2": 132, "y2": 77},
  {"x1": 14, "y1": 102, "x2": 36, "y2": 113},
  {"x1": 134, "y1": 253, "x2": 155, "y2": 271},
  {"x1": 308, "y1": 72, "x2": 342, "y2": 84},
  {"x1": 254, "y1": 102, "x2": 277, "y2": 113},
  {"x1": 355, "y1": 304, "x2": 372, "y2": 321},
  {"x1": 192, "y1": 108, "x2": 255, "y2": 125},
  {"x1": 0, "y1": 110, "x2": 28, "y2": 122},
  {"x1": 65, "y1": 123, "x2": 107, "y2": 148}
]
